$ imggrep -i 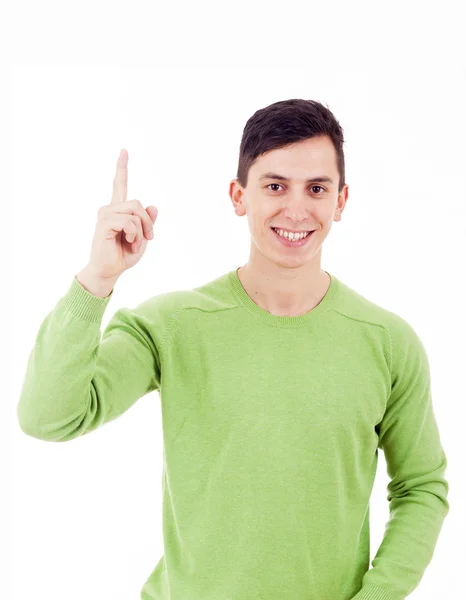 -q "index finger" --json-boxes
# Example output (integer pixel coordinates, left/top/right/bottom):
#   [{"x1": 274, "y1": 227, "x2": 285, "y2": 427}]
[{"x1": 111, "y1": 148, "x2": 128, "y2": 204}]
